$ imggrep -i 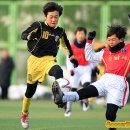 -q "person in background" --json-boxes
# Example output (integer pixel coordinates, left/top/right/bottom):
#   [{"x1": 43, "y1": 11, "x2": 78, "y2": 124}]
[
  {"x1": 52, "y1": 25, "x2": 129, "y2": 130},
  {"x1": 0, "y1": 49, "x2": 14, "y2": 99},
  {"x1": 21, "y1": 2, "x2": 78, "y2": 129},
  {"x1": 65, "y1": 27, "x2": 98, "y2": 117}
]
